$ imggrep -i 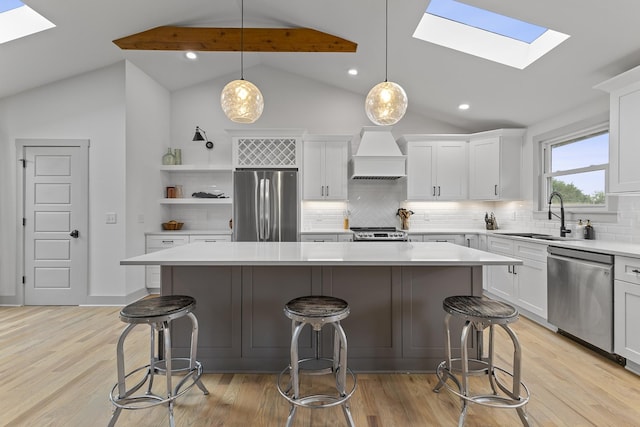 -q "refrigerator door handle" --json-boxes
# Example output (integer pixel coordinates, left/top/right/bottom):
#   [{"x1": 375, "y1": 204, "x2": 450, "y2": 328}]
[
  {"x1": 259, "y1": 178, "x2": 265, "y2": 241},
  {"x1": 264, "y1": 178, "x2": 271, "y2": 240}
]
